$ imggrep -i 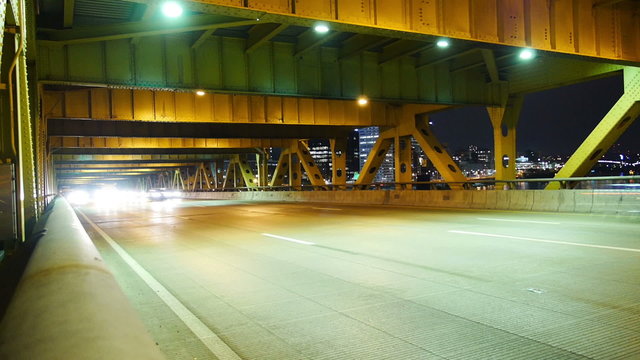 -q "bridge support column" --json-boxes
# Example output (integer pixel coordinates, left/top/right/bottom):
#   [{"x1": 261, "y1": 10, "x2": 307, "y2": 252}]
[
  {"x1": 330, "y1": 138, "x2": 347, "y2": 188},
  {"x1": 547, "y1": 67, "x2": 640, "y2": 189},
  {"x1": 487, "y1": 95, "x2": 524, "y2": 188},
  {"x1": 394, "y1": 135, "x2": 413, "y2": 189}
]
